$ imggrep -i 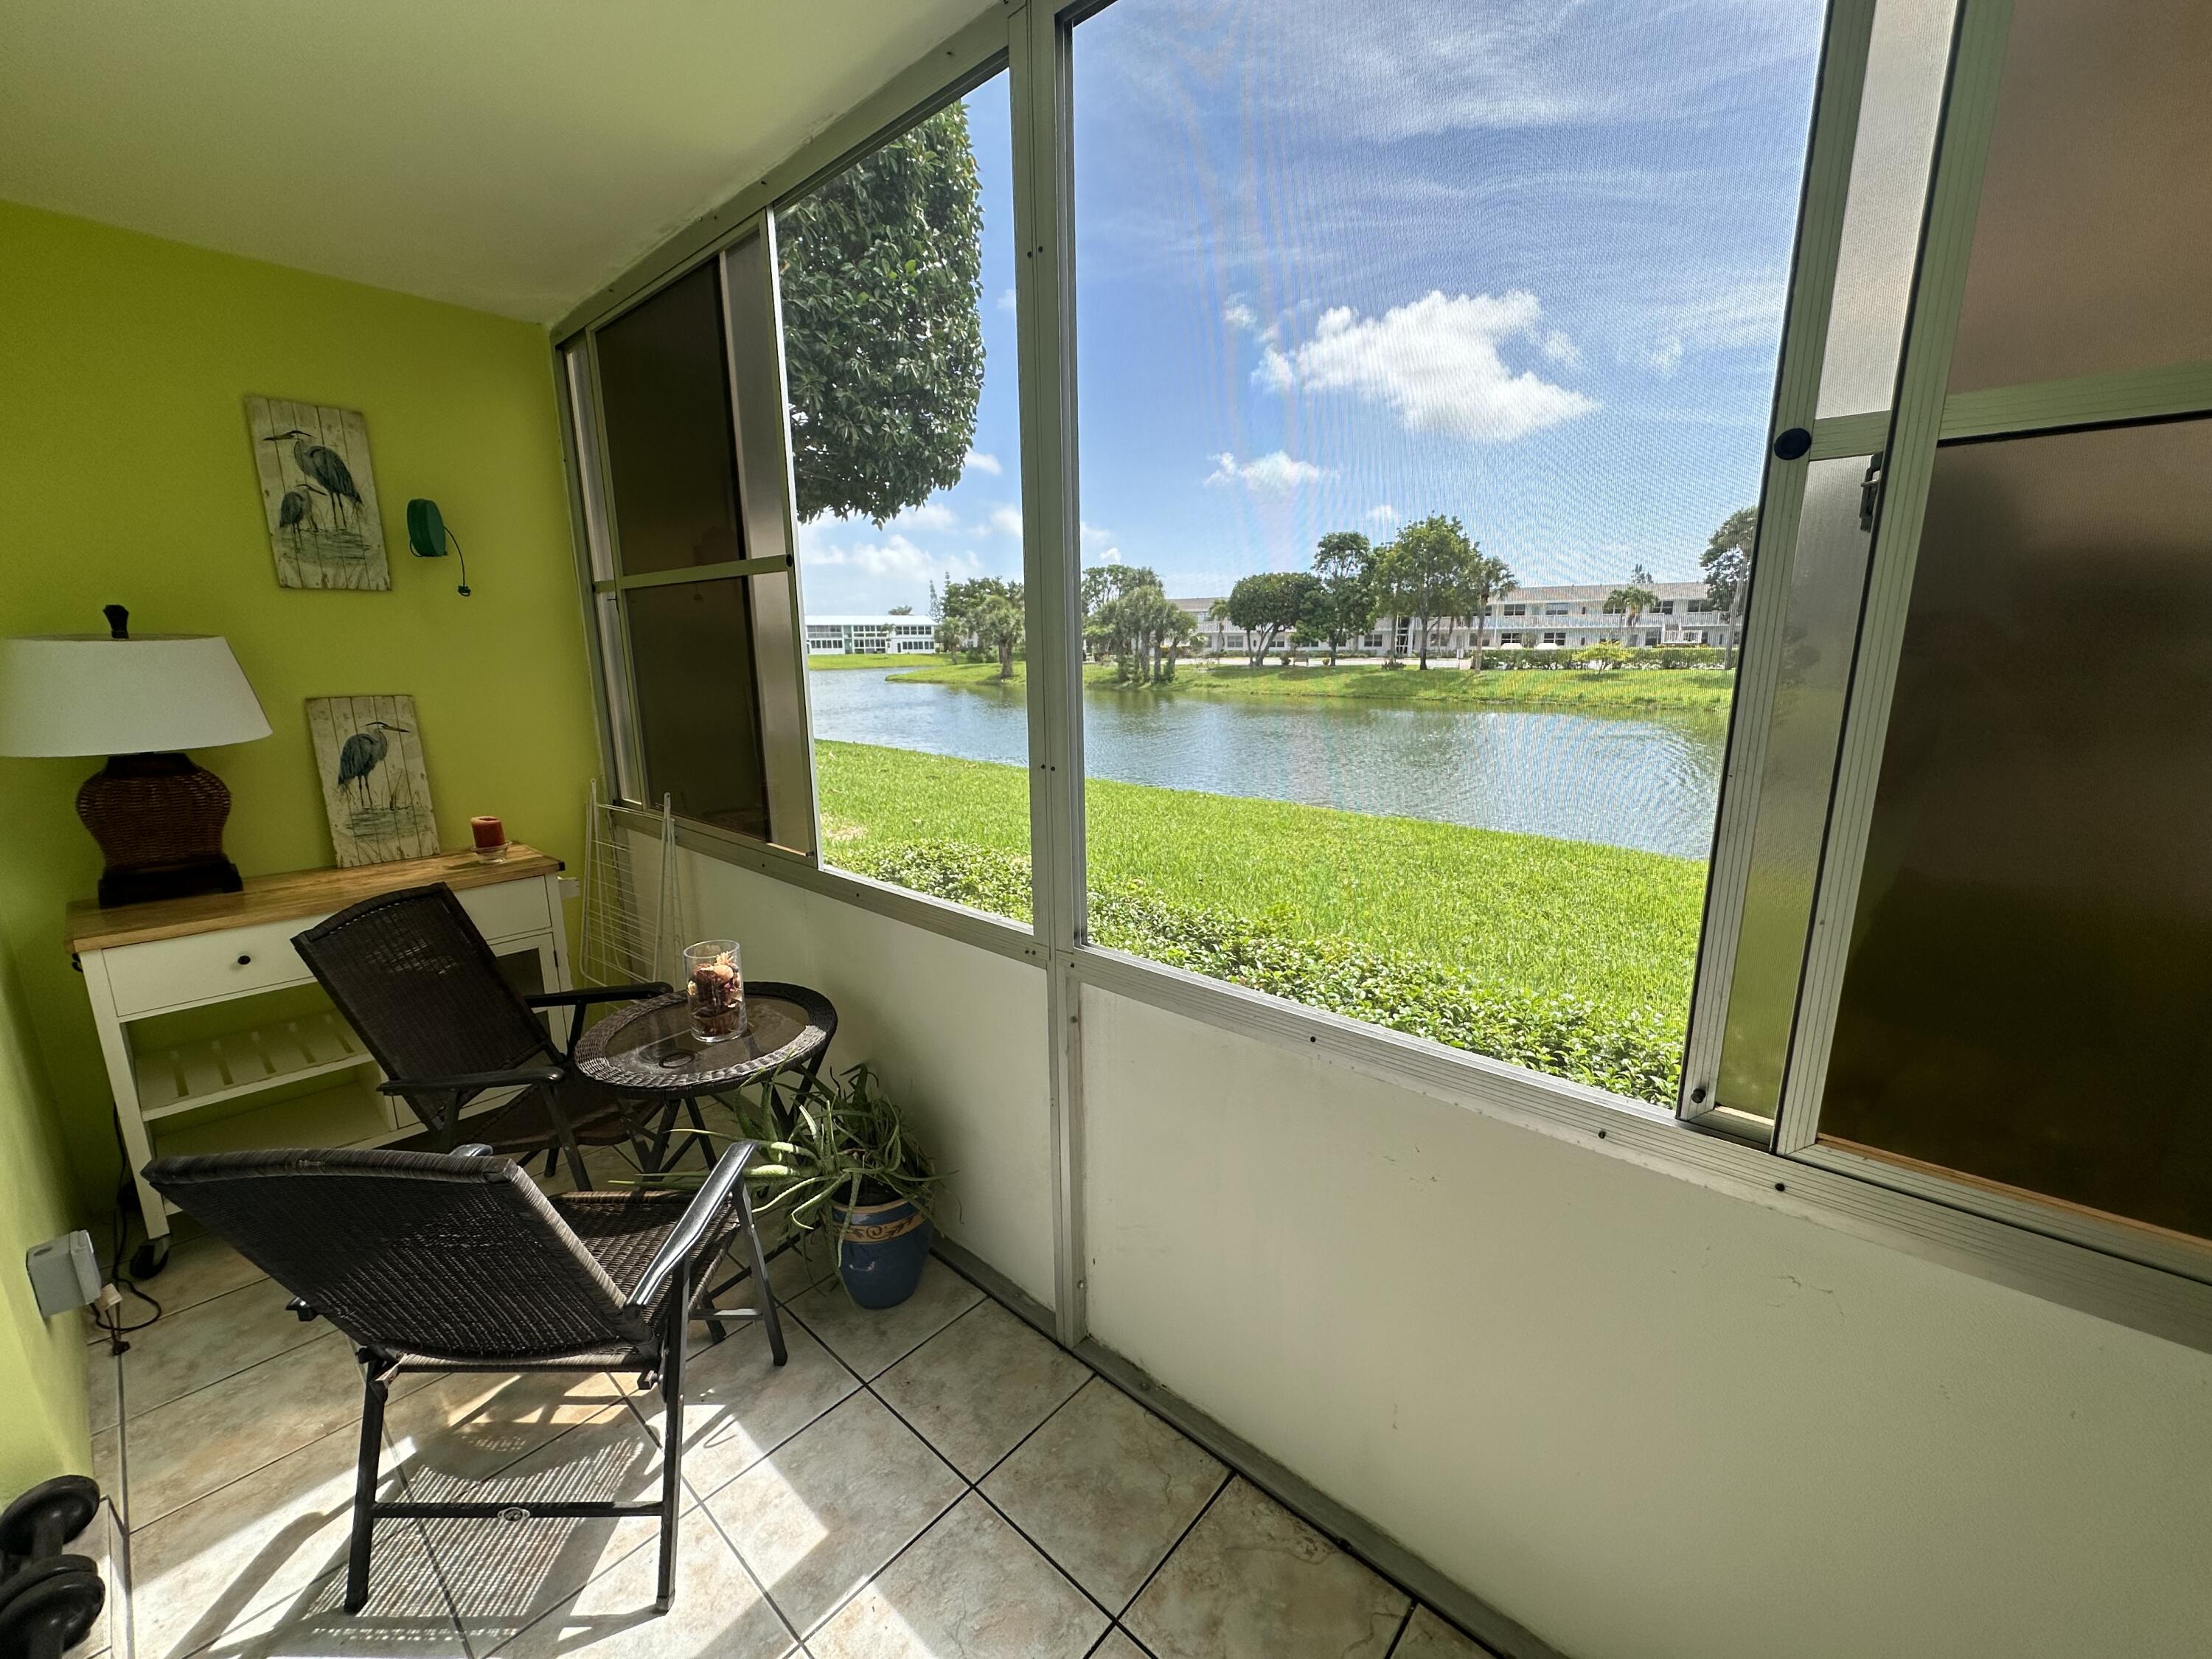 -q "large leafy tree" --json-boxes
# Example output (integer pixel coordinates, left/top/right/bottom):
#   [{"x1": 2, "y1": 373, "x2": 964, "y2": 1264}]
[
  {"x1": 1306, "y1": 531, "x2": 1377, "y2": 666},
  {"x1": 1093, "y1": 582, "x2": 1194, "y2": 683},
  {"x1": 1701, "y1": 507, "x2": 1757, "y2": 669},
  {"x1": 1375, "y1": 515, "x2": 1478, "y2": 669},
  {"x1": 1226, "y1": 571, "x2": 1321, "y2": 666},
  {"x1": 779, "y1": 105, "x2": 985, "y2": 526}
]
